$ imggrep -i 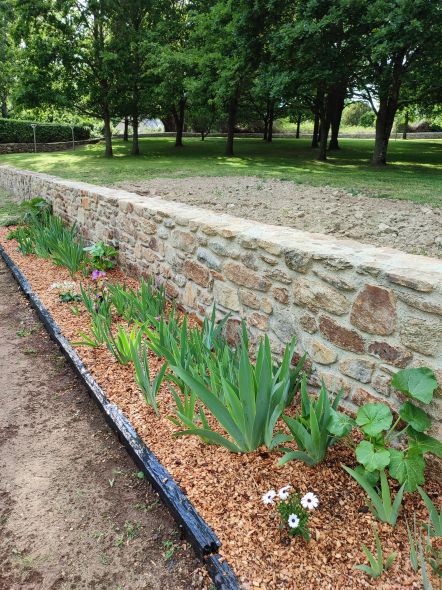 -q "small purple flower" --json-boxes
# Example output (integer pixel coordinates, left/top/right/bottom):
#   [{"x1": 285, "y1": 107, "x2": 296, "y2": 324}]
[{"x1": 91, "y1": 269, "x2": 106, "y2": 281}]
